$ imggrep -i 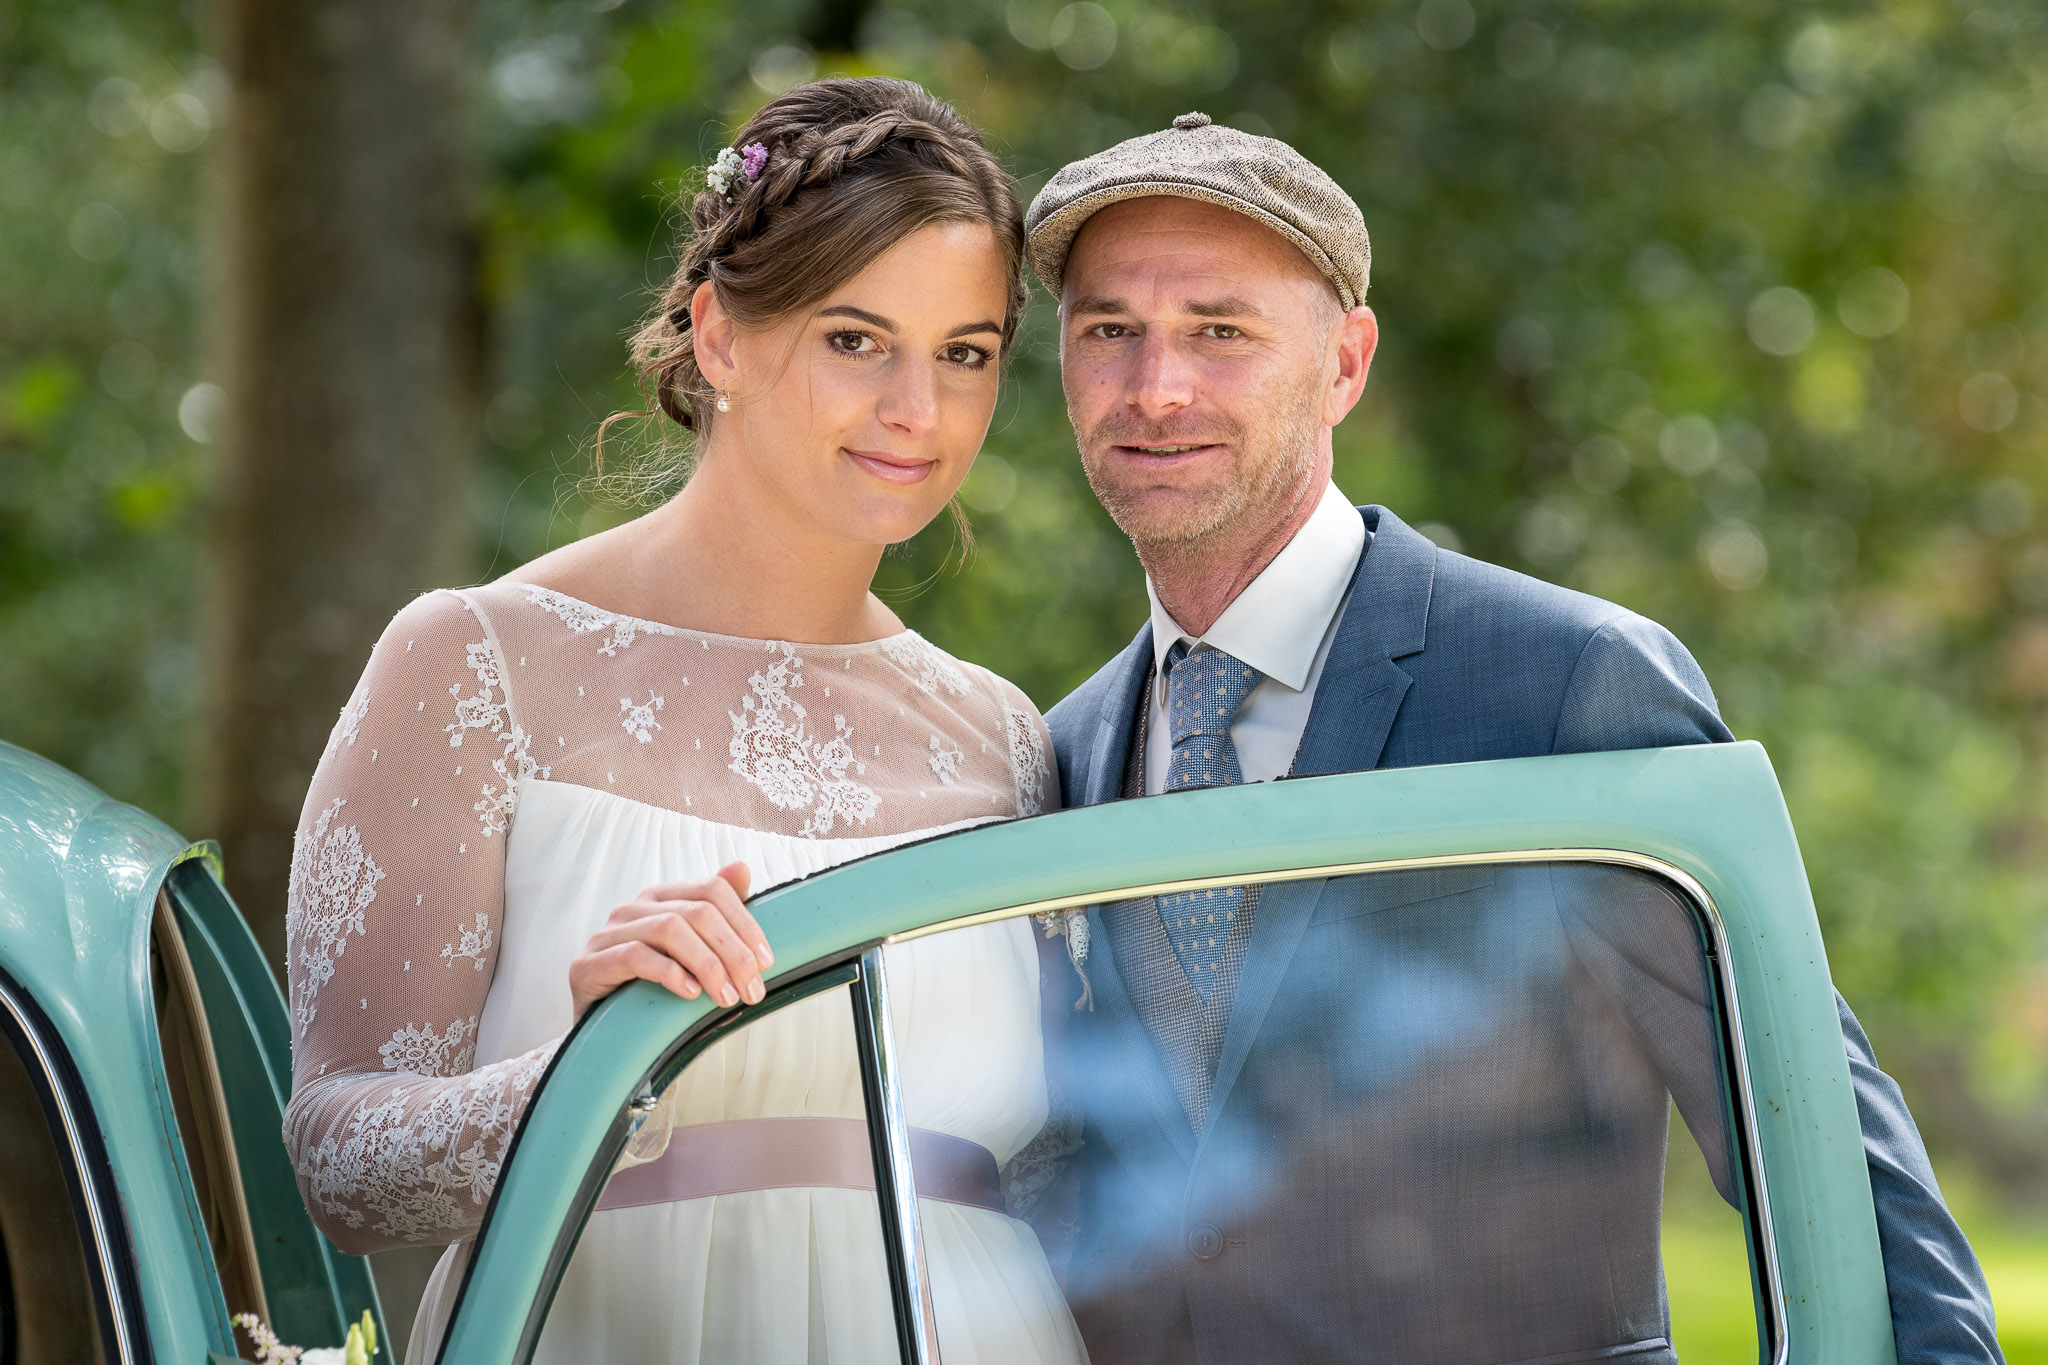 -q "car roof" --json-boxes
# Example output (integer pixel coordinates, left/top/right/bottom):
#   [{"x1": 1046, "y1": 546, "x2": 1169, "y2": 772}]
[{"x1": 0, "y1": 739, "x2": 202, "y2": 1057}]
